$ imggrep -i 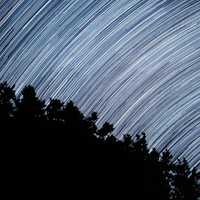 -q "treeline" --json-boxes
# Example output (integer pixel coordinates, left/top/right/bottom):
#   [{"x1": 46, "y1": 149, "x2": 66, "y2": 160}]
[{"x1": 0, "y1": 81, "x2": 199, "y2": 199}]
